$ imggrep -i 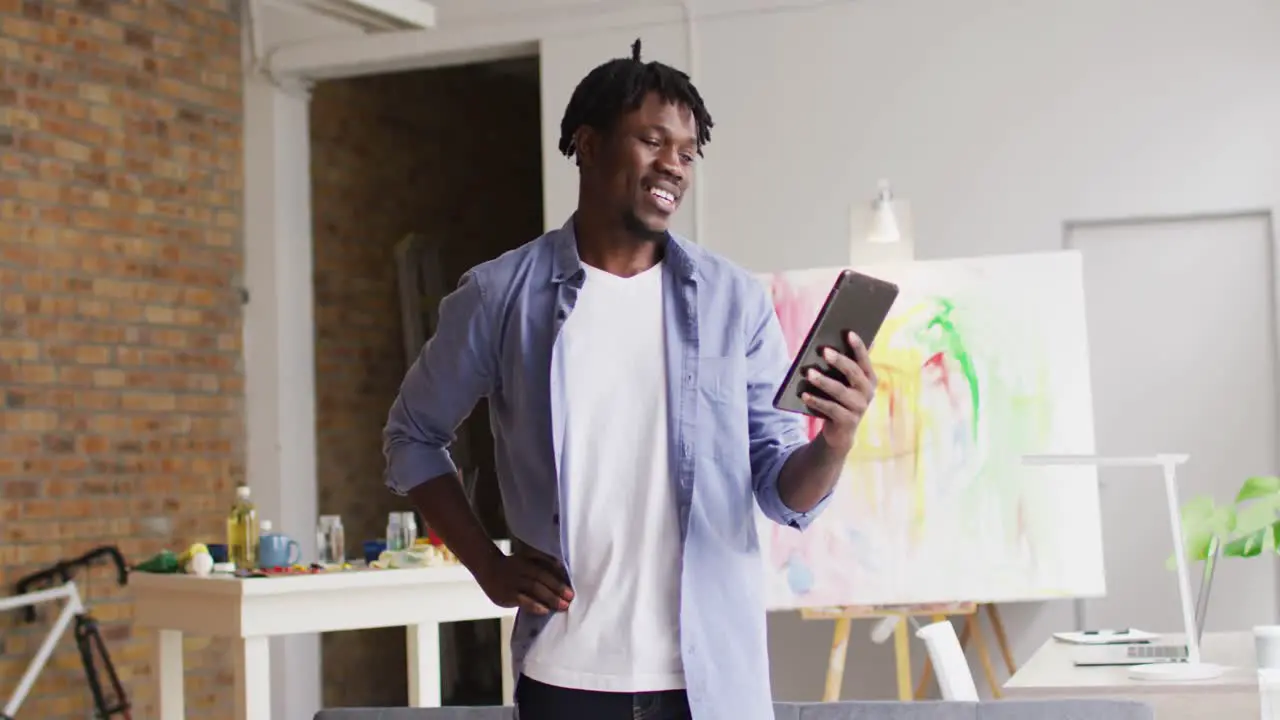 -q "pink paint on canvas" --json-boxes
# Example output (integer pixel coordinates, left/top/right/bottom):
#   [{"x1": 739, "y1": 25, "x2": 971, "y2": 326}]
[{"x1": 756, "y1": 257, "x2": 1105, "y2": 610}]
